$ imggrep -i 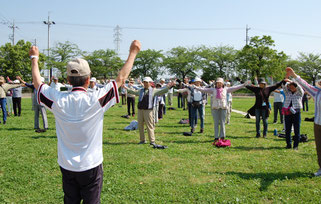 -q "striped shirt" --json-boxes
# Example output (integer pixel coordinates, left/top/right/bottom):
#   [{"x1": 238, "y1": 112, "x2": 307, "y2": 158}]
[
  {"x1": 282, "y1": 82, "x2": 303, "y2": 110},
  {"x1": 295, "y1": 76, "x2": 321, "y2": 125}
]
